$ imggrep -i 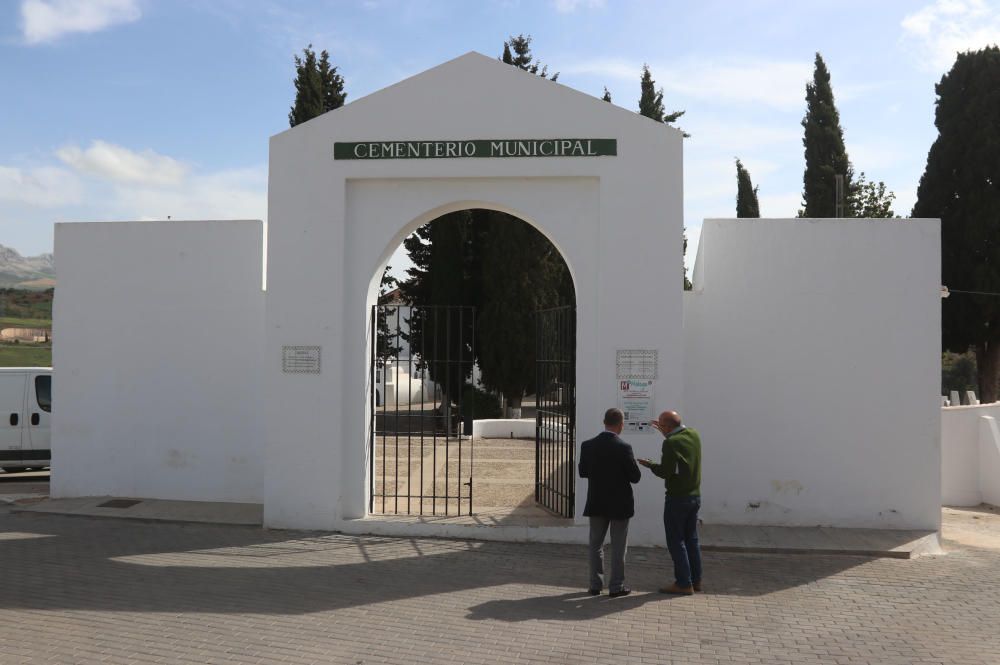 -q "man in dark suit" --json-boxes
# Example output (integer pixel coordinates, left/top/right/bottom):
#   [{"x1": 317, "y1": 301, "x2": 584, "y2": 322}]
[{"x1": 578, "y1": 407, "x2": 642, "y2": 597}]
